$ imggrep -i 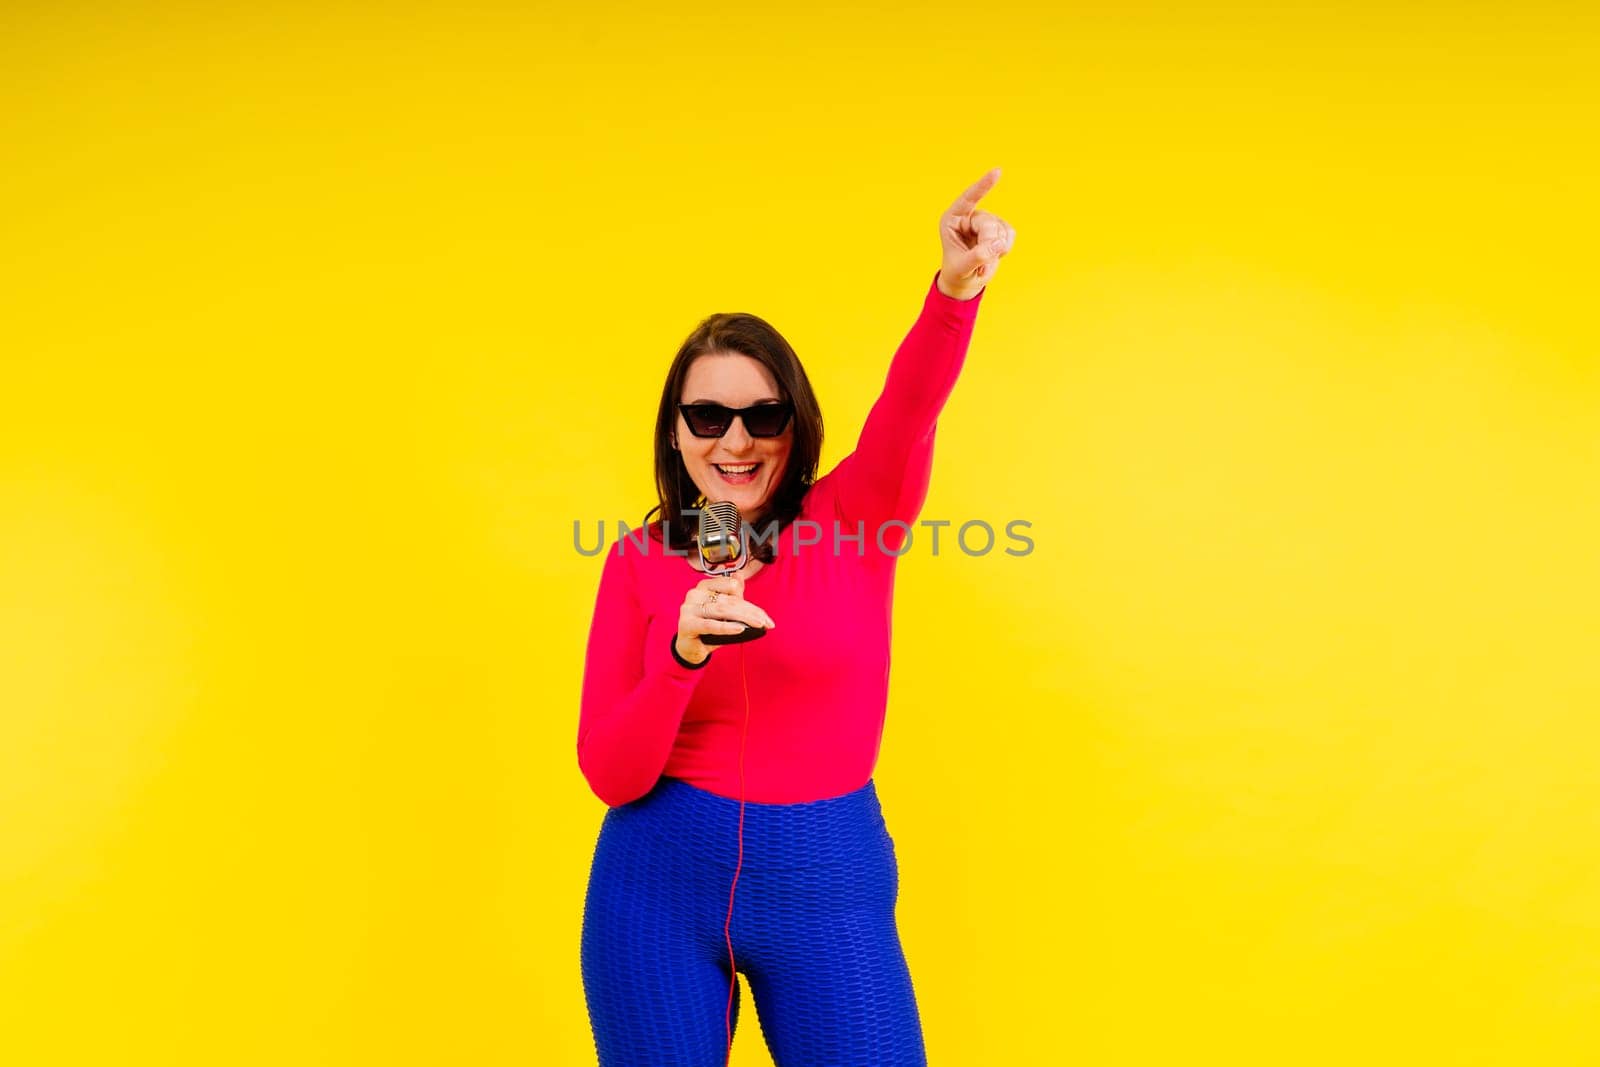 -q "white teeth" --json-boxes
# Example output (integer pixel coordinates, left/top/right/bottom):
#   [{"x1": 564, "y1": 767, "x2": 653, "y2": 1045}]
[{"x1": 717, "y1": 464, "x2": 757, "y2": 474}]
